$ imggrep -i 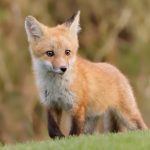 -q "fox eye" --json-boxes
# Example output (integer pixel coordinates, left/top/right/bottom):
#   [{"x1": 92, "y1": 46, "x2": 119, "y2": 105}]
[
  {"x1": 46, "y1": 50, "x2": 54, "y2": 57},
  {"x1": 65, "y1": 50, "x2": 71, "y2": 56}
]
